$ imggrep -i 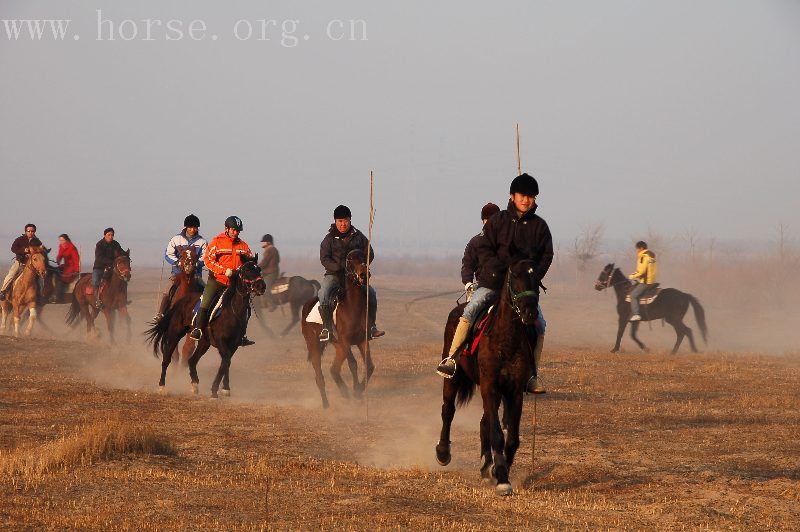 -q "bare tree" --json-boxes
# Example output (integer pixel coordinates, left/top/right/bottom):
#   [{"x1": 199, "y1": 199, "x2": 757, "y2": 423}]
[
  {"x1": 682, "y1": 227, "x2": 700, "y2": 264},
  {"x1": 573, "y1": 222, "x2": 605, "y2": 274},
  {"x1": 776, "y1": 222, "x2": 790, "y2": 263}
]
